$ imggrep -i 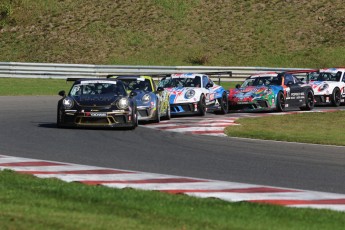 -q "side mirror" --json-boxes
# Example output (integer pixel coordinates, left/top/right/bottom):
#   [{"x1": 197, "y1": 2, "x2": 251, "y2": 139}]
[
  {"x1": 156, "y1": 87, "x2": 164, "y2": 92},
  {"x1": 286, "y1": 81, "x2": 293, "y2": 86},
  {"x1": 206, "y1": 83, "x2": 213, "y2": 89},
  {"x1": 235, "y1": 84, "x2": 241, "y2": 89},
  {"x1": 58, "y1": 90, "x2": 66, "y2": 97}
]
